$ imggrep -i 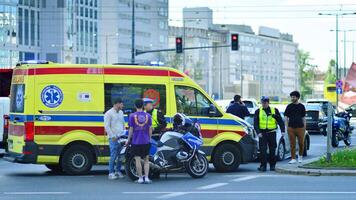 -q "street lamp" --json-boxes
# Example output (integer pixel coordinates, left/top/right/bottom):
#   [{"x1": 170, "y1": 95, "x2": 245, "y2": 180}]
[
  {"x1": 169, "y1": 19, "x2": 201, "y2": 71},
  {"x1": 94, "y1": 33, "x2": 119, "y2": 64},
  {"x1": 342, "y1": 40, "x2": 356, "y2": 64},
  {"x1": 319, "y1": 11, "x2": 356, "y2": 108},
  {"x1": 330, "y1": 29, "x2": 356, "y2": 78}
]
